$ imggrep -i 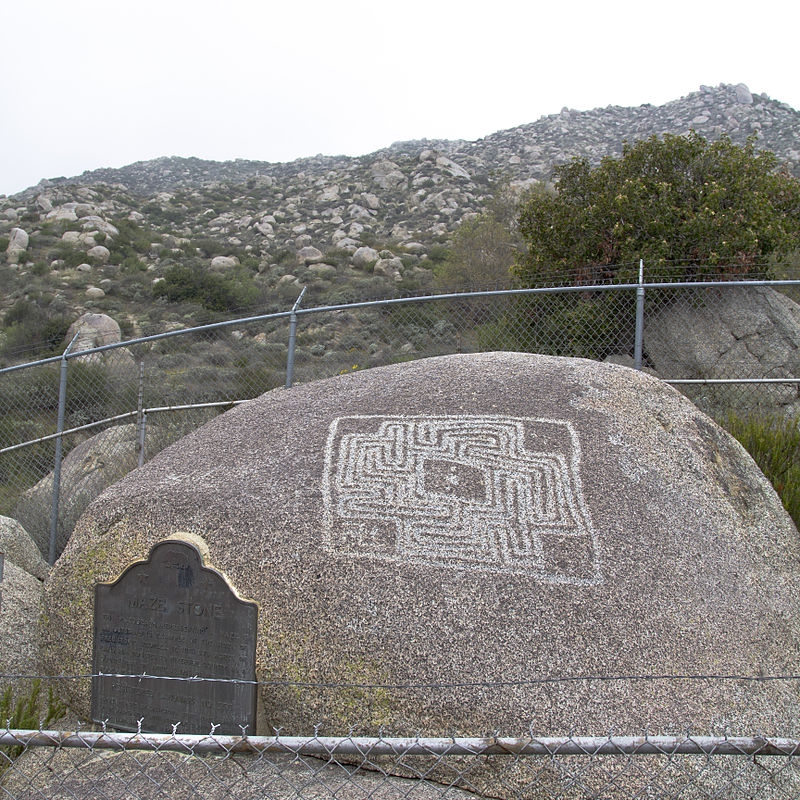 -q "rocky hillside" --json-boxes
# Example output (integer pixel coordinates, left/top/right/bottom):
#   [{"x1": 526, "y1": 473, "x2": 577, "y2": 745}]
[{"x1": 1, "y1": 82, "x2": 798, "y2": 363}]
